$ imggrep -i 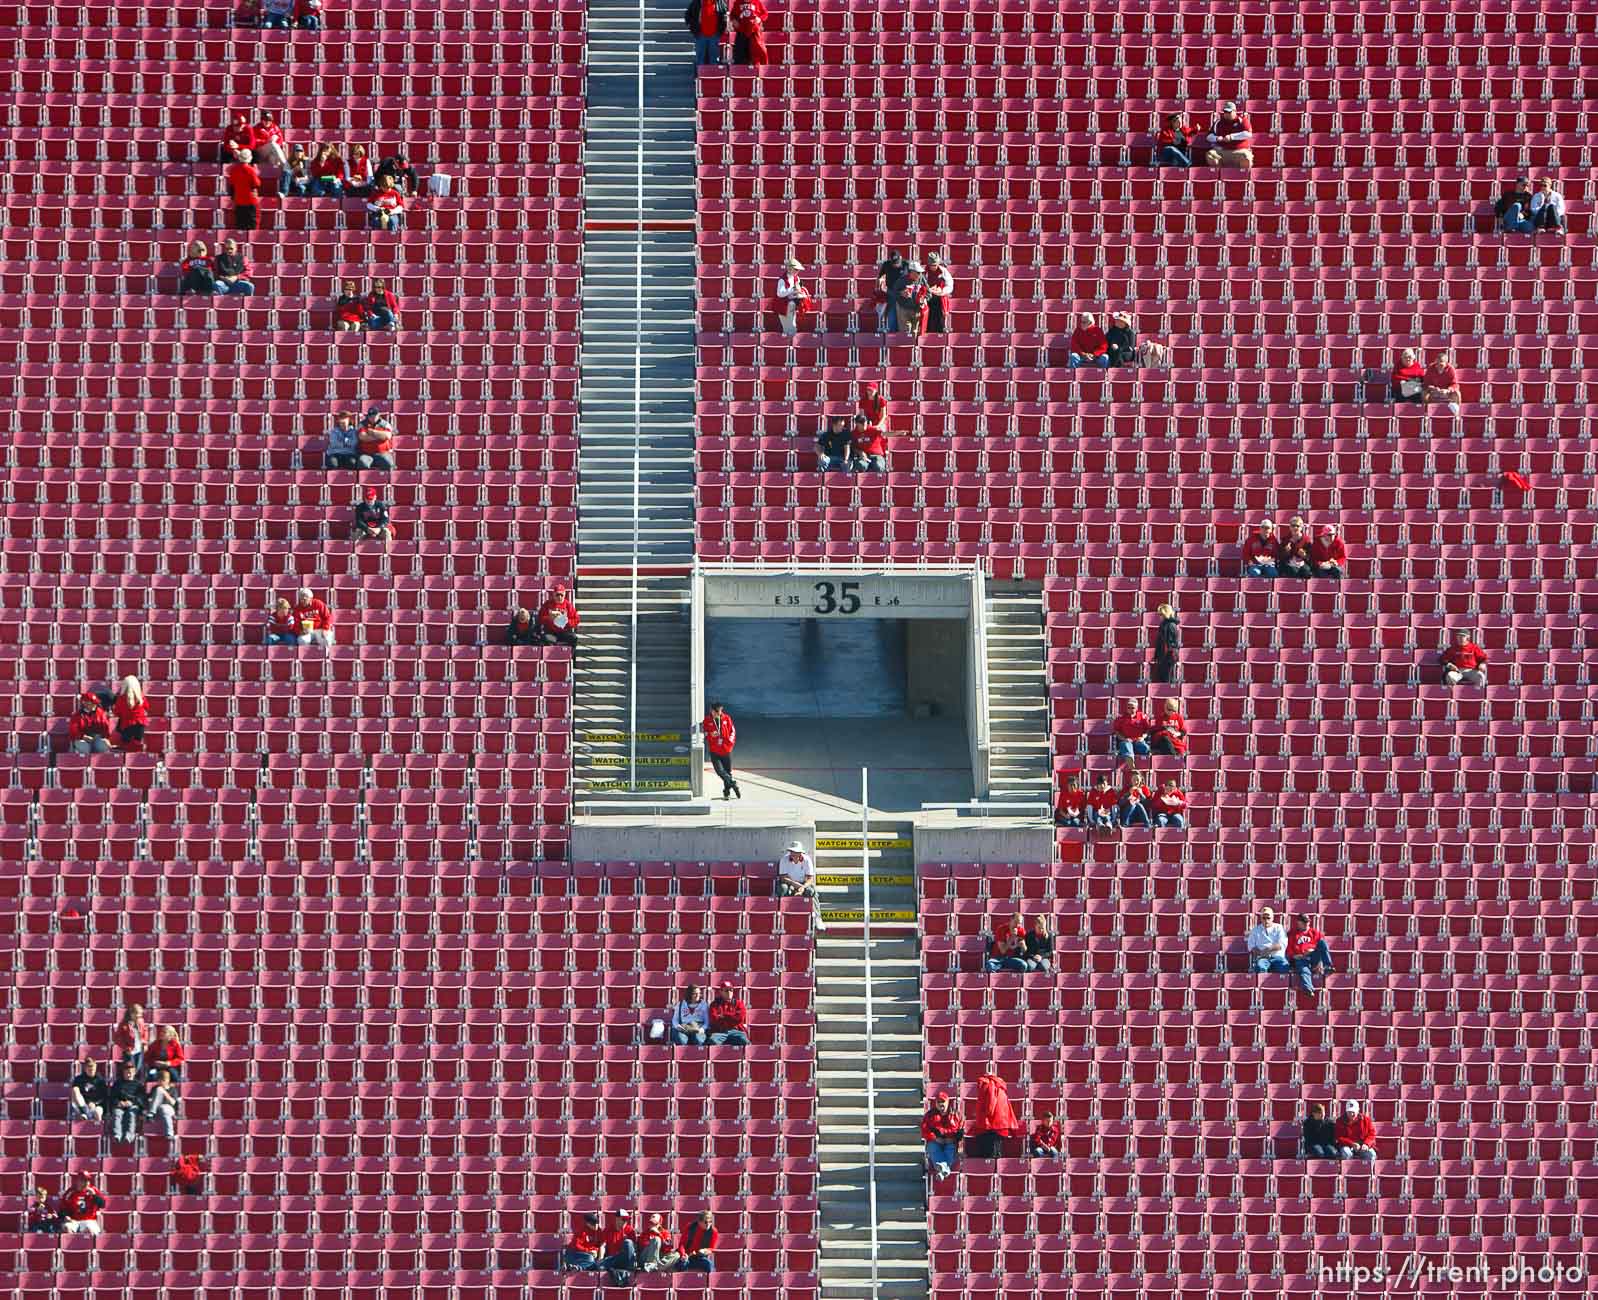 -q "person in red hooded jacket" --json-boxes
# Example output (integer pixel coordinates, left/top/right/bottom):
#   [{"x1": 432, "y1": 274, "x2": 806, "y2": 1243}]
[
  {"x1": 1440, "y1": 630, "x2": 1488, "y2": 687},
  {"x1": 67, "y1": 692, "x2": 113, "y2": 755},
  {"x1": 1334, "y1": 1100, "x2": 1376, "y2": 1160},
  {"x1": 221, "y1": 112, "x2": 255, "y2": 165},
  {"x1": 1069, "y1": 312, "x2": 1110, "y2": 368},
  {"x1": 226, "y1": 149, "x2": 263, "y2": 232},
  {"x1": 1030, "y1": 1109, "x2": 1062, "y2": 1158},
  {"x1": 730, "y1": 0, "x2": 769, "y2": 64},
  {"x1": 293, "y1": 587, "x2": 335, "y2": 647},
  {"x1": 922, "y1": 1091, "x2": 963, "y2": 1179},
  {"x1": 702, "y1": 701, "x2": 740, "y2": 800},
  {"x1": 707, "y1": 981, "x2": 749, "y2": 1046},
  {"x1": 536, "y1": 584, "x2": 580, "y2": 648},
  {"x1": 966, "y1": 1072, "x2": 1020, "y2": 1159},
  {"x1": 170, "y1": 1152, "x2": 206, "y2": 1196},
  {"x1": 1150, "y1": 697, "x2": 1187, "y2": 756},
  {"x1": 1311, "y1": 524, "x2": 1346, "y2": 580}
]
